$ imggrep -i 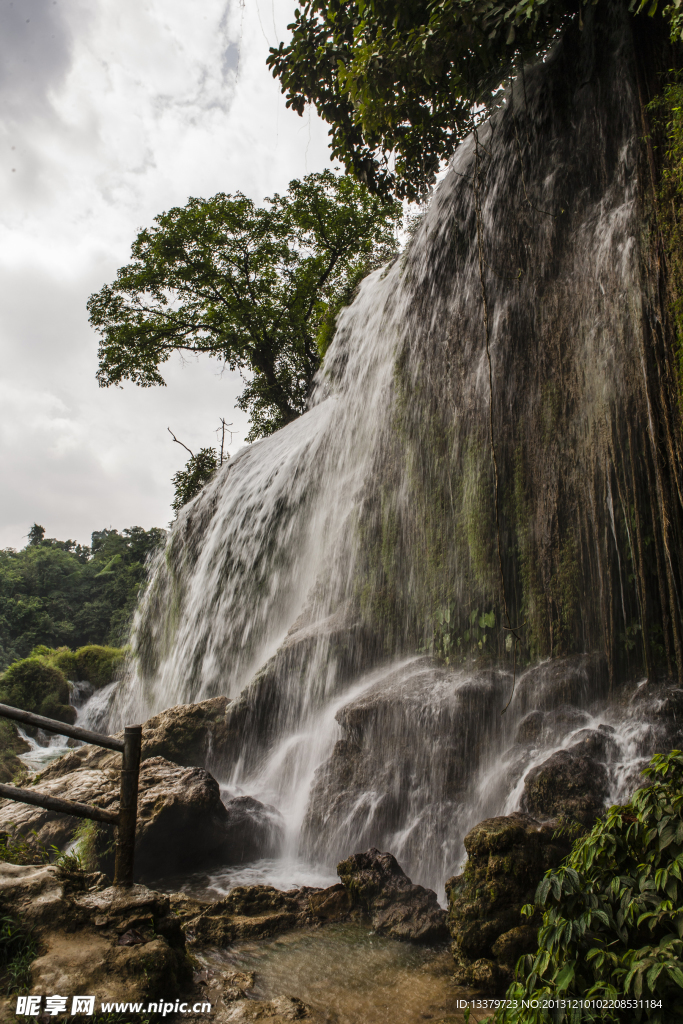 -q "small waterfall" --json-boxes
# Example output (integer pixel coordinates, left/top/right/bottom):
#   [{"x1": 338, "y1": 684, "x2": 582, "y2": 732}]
[{"x1": 109, "y1": 4, "x2": 683, "y2": 893}]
